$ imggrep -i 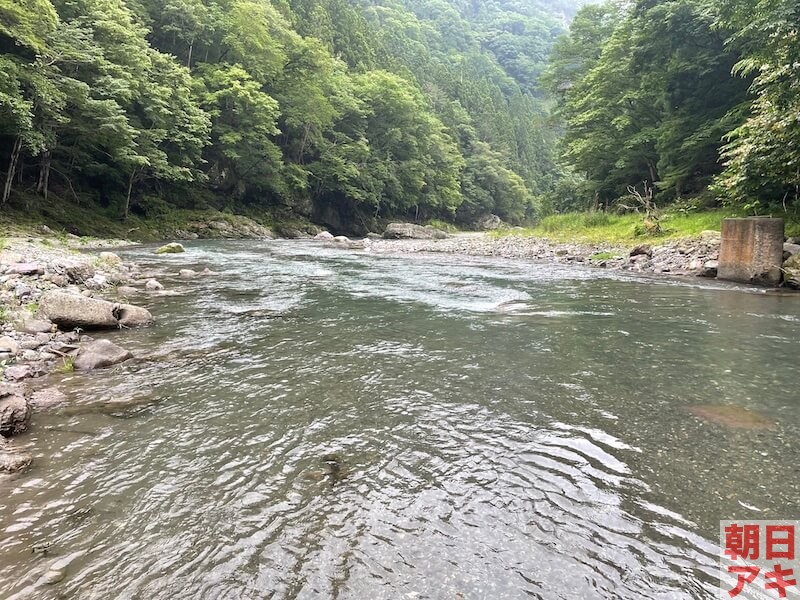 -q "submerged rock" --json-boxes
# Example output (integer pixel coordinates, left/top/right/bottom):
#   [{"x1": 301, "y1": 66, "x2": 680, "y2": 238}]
[
  {"x1": 74, "y1": 339, "x2": 133, "y2": 371},
  {"x1": 115, "y1": 304, "x2": 154, "y2": 328},
  {"x1": 688, "y1": 405, "x2": 775, "y2": 429},
  {"x1": 178, "y1": 269, "x2": 198, "y2": 278},
  {"x1": 0, "y1": 384, "x2": 30, "y2": 436},
  {"x1": 0, "y1": 441, "x2": 32, "y2": 473},
  {"x1": 145, "y1": 279, "x2": 164, "y2": 291},
  {"x1": 155, "y1": 242, "x2": 185, "y2": 254}
]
